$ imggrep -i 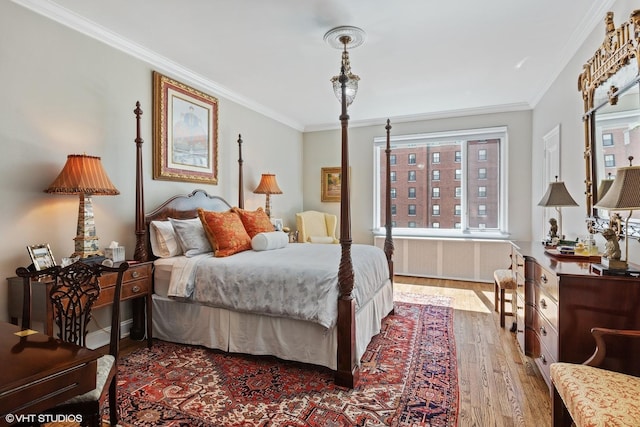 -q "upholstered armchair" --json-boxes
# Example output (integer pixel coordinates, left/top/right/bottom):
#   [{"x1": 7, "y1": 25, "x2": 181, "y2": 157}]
[
  {"x1": 295, "y1": 210, "x2": 339, "y2": 244},
  {"x1": 550, "y1": 327, "x2": 640, "y2": 427}
]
